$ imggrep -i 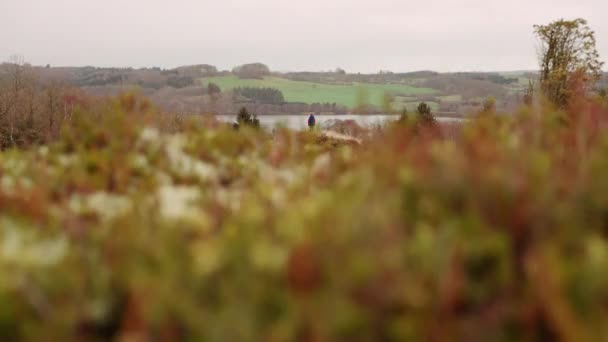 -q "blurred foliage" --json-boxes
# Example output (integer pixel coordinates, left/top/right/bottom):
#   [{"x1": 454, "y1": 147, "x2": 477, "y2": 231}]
[
  {"x1": 482, "y1": 96, "x2": 497, "y2": 113},
  {"x1": 1, "y1": 94, "x2": 608, "y2": 341}
]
